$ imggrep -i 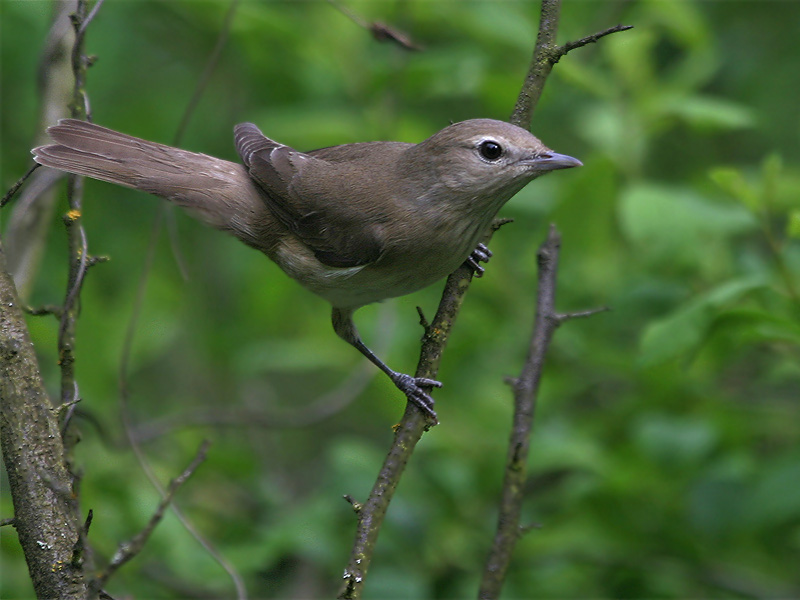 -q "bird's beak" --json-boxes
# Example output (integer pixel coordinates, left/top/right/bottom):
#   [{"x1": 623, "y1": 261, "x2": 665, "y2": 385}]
[{"x1": 521, "y1": 151, "x2": 583, "y2": 172}]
